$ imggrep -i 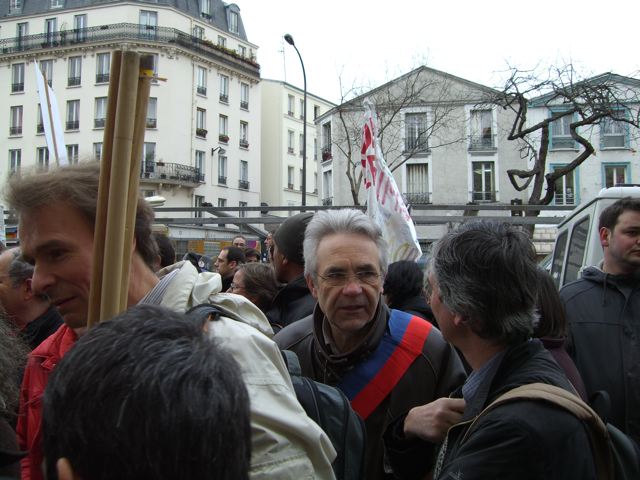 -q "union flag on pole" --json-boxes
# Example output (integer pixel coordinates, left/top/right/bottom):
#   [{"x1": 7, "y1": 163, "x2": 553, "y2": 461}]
[{"x1": 361, "y1": 100, "x2": 421, "y2": 262}]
